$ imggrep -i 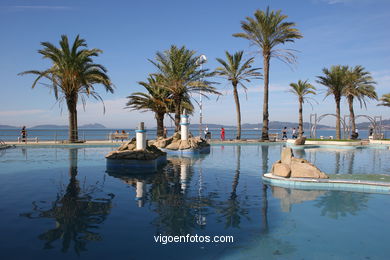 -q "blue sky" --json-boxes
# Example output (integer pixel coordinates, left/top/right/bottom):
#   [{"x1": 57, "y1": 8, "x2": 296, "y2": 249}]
[{"x1": 0, "y1": 0, "x2": 389, "y2": 128}]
